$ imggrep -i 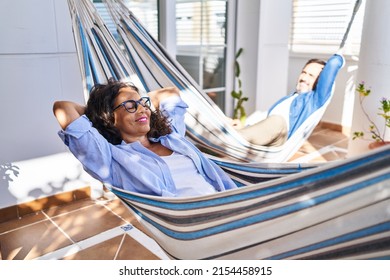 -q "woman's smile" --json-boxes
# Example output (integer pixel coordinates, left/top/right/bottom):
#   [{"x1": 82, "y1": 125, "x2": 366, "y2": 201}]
[{"x1": 136, "y1": 115, "x2": 148, "y2": 123}]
